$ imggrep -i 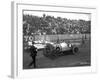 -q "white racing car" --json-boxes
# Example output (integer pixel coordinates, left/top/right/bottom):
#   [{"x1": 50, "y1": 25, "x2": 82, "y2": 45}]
[
  {"x1": 43, "y1": 41, "x2": 81, "y2": 57},
  {"x1": 27, "y1": 40, "x2": 81, "y2": 57}
]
